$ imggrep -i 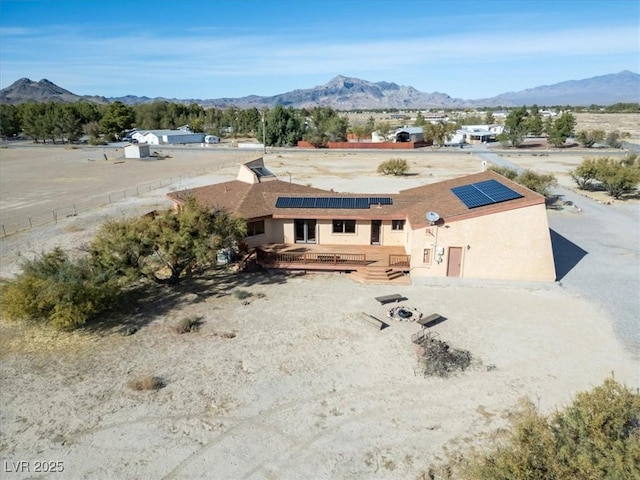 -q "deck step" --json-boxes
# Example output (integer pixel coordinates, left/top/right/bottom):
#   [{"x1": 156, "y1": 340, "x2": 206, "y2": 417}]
[{"x1": 349, "y1": 267, "x2": 411, "y2": 284}]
